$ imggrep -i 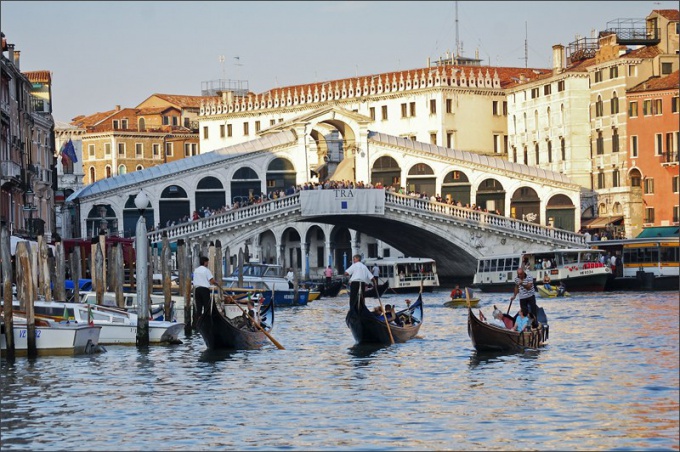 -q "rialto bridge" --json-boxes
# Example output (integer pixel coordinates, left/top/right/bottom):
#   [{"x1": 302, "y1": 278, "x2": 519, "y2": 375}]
[{"x1": 68, "y1": 124, "x2": 586, "y2": 281}]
